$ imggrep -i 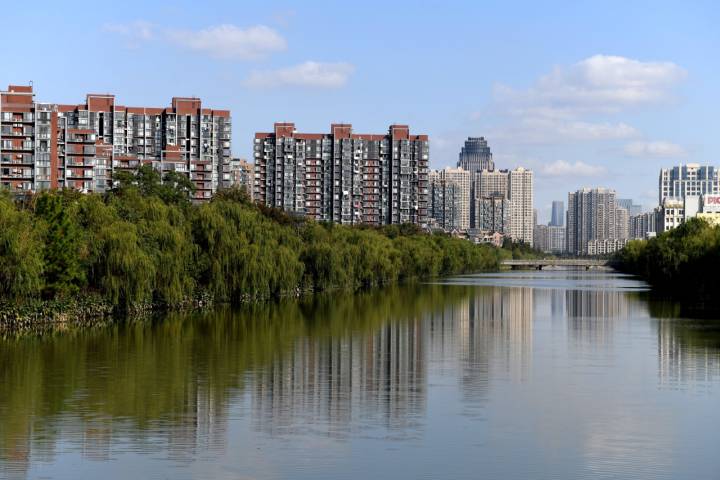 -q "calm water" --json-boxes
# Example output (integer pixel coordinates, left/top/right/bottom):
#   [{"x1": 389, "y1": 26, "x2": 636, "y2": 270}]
[{"x1": 1, "y1": 271, "x2": 720, "y2": 480}]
